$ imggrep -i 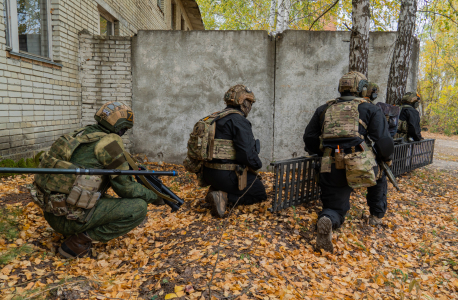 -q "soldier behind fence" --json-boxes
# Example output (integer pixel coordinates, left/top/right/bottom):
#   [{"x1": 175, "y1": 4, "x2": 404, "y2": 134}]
[
  {"x1": 303, "y1": 71, "x2": 394, "y2": 253},
  {"x1": 396, "y1": 92, "x2": 423, "y2": 142},
  {"x1": 183, "y1": 85, "x2": 267, "y2": 218},
  {"x1": 29, "y1": 102, "x2": 164, "y2": 258}
]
